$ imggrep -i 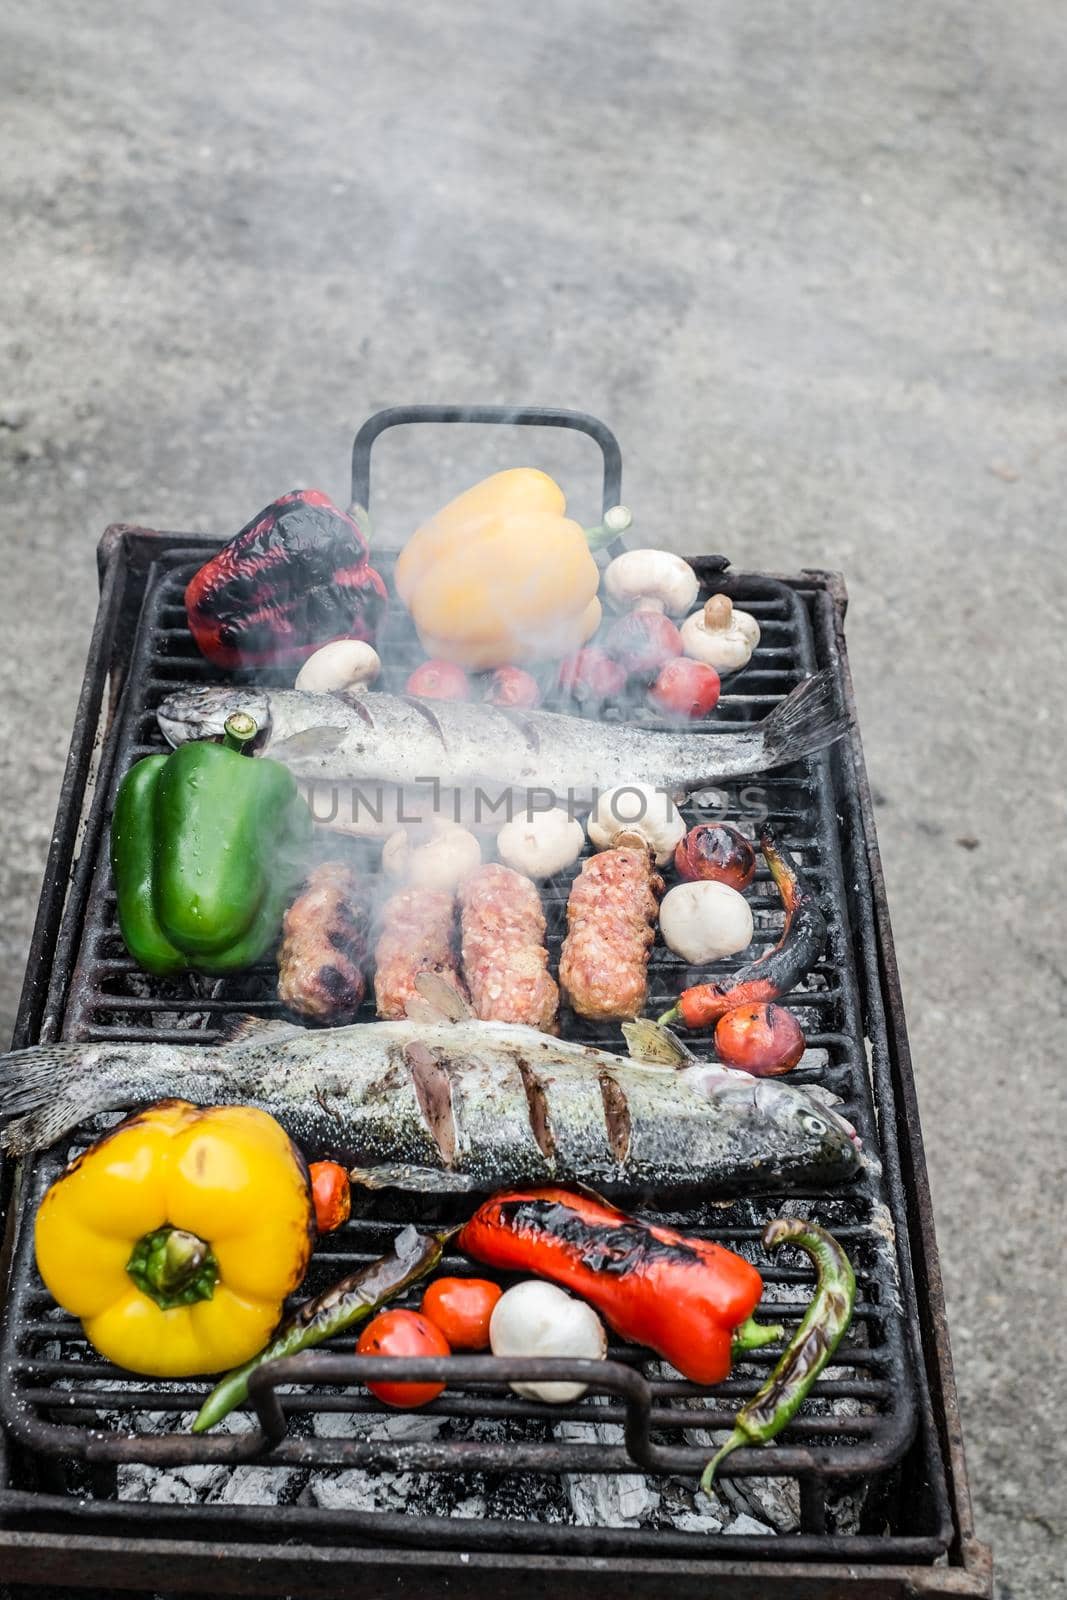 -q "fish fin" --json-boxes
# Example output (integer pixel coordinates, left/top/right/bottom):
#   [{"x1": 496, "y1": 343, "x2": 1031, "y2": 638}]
[
  {"x1": 268, "y1": 725, "x2": 349, "y2": 762},
  {"x1": 411, "y1": 972, "x2": 474, "y2": 1023},
  {"x1": 403, "y1": 996, "x2": 445, "y2": 1024},
  {"x1": 217, "y1": 1014, "x2": 309, "y2": 1047},
  {"x1": 348, "y1": 1161, "x2": 475, "y2": 1194},
  {"x1": 759, "y1": 670, "x2": 849, "y2": 769},
  {"x1": 622, "y1": 1018, "x2": 695, "y2": 1068},
  {"x1": 0, "y1": 1043, "x2": 133, "y2": 1154}
]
